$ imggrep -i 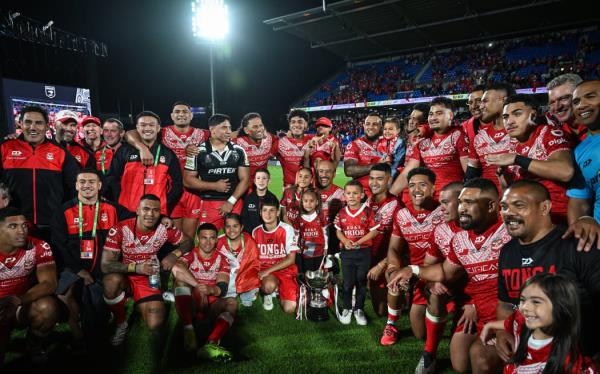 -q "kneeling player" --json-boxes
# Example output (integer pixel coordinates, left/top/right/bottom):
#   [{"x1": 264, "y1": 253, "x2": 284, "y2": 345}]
[
  {"x1": 101, "y1": 195, "x2": 191, "y2": 346},
  {"x1": 172, "y1": 223, "x2": 237, "y2": 361},
  {"x1": 253, "y1": 197, "x2": 299, "y2": 314},
  {"x1": 0, "y1": 208, "x2": 59, "y2": 365}
]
